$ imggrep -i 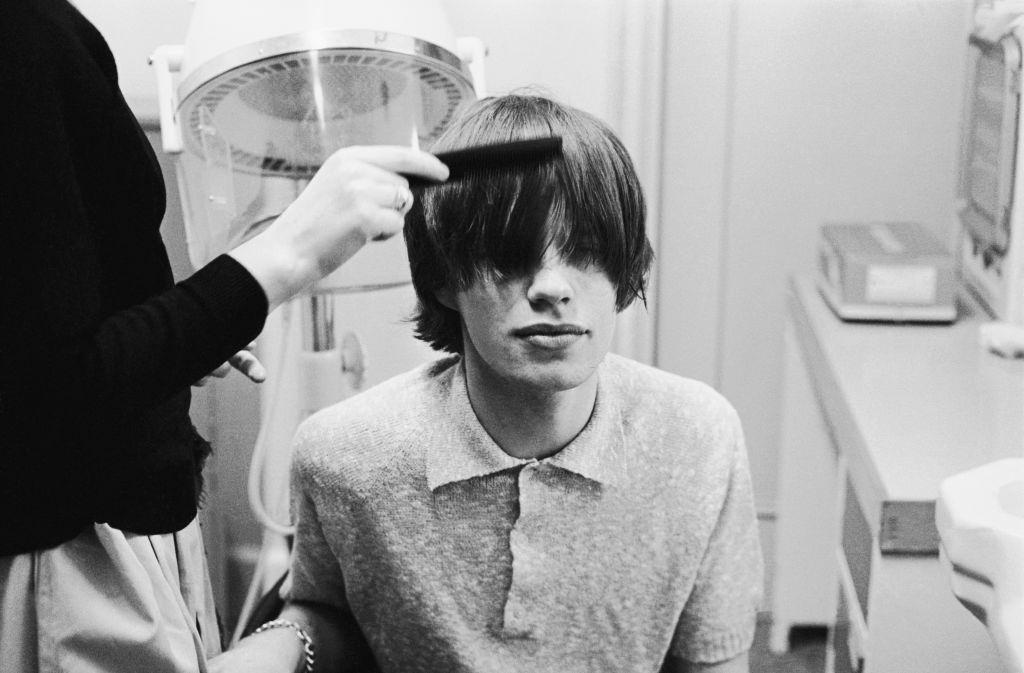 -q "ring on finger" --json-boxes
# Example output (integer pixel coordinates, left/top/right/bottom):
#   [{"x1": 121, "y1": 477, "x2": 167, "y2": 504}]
[{"x1": 392, "y1": 187, "x2": 411, "y2": 213}]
